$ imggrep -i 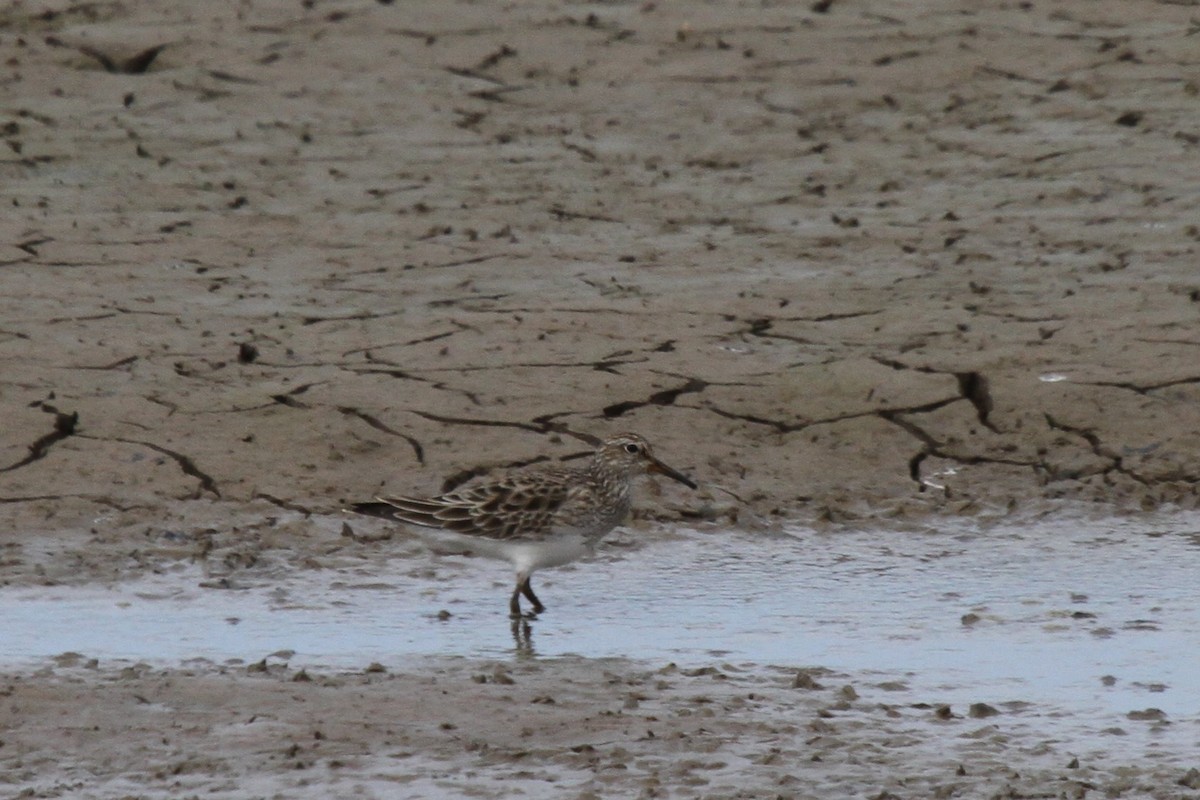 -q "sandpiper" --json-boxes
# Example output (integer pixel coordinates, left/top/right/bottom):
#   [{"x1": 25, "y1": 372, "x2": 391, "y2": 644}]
[{"x1": 349, "y1": 432, "x2": 697, "y2": 617}]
